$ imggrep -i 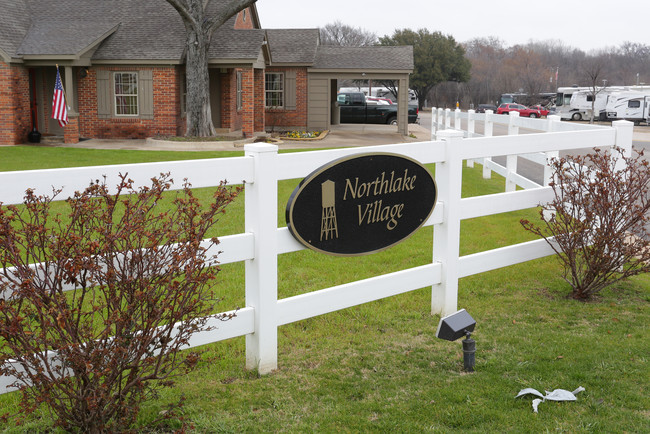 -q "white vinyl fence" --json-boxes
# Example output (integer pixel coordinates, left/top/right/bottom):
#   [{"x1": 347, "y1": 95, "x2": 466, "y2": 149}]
[{"x1": 0, "y1": 116, "x2": 633, "y2": 392}]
